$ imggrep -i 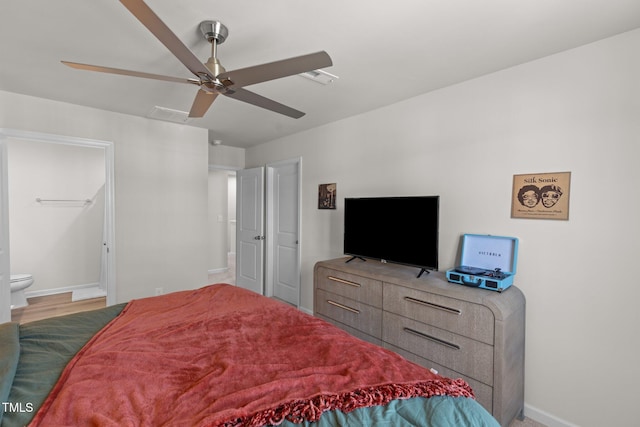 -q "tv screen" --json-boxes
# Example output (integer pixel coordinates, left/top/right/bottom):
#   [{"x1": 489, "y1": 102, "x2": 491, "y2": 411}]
[{"x1": 343, "y1": 196, "x2": 439, "y2": 275}]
